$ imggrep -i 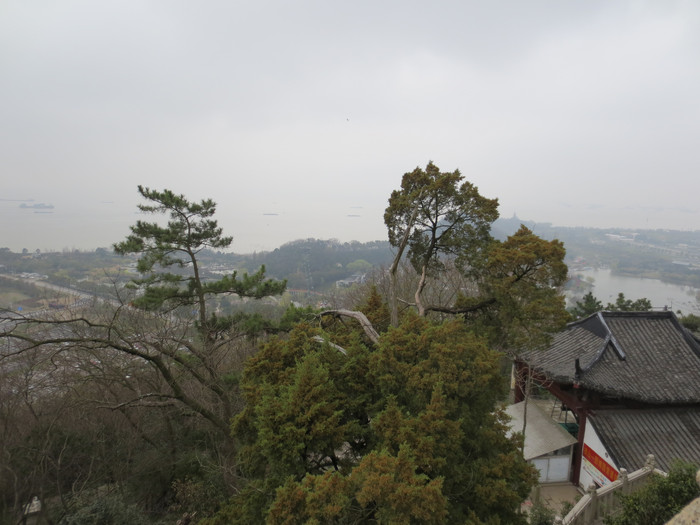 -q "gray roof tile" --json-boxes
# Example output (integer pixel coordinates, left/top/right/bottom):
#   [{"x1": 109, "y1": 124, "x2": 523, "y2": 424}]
[
  {"x1": 523, "y1": 311, "x2": 700, "y2": 404},
  {"x1": 589, "y1": 408, "x2": 700, "y2": 472}
]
